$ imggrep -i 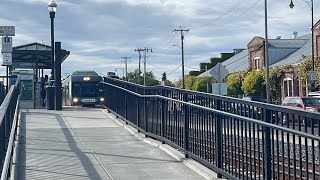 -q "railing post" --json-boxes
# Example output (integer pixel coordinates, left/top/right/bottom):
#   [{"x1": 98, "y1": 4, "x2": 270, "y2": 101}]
[
  {"x1": 183, "y1": 92, "x2": 189, "y2": 158},
  {"x1": 125, "y1": 83, "x2": 127, "y2": 119},
  {"x1": 215, "y1": 99, "x2": 223, "y2": 178},
  {"x1": 264, "y1": 108, "x2": 272, "y2": 180},
  {"x1": 136, "y1": 86, "x2": 140, "y2": 127},
  {"x1": 161, "y1": 88, "x2": 165, "y2": 139},
  {"x1": 144, "y1": 88, "x2": 148, "y2": 133}
]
